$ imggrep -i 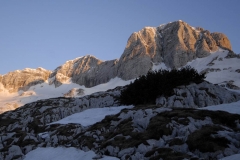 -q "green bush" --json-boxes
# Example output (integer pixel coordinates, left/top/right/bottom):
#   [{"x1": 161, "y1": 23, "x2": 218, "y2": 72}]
[{"x1": 120, "y1": 66, "x2": 205, "y2": 105}]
